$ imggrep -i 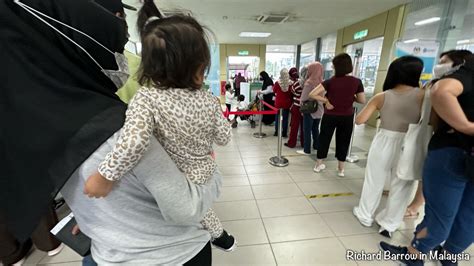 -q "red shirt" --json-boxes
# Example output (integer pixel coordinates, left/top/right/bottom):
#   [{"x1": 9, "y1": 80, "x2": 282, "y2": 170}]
[
  {"x1": 322, "y1": 76, "x2": 364, "y2": 116},
  {"x1": 273, "y1": 81, "x2": 293, "y2": 109}
]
